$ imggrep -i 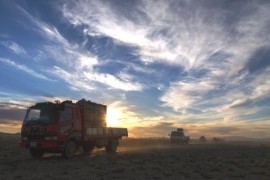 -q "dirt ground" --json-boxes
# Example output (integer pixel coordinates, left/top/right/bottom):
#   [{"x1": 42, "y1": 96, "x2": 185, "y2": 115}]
[{"x1": 1, "y1": 135, "x2": 270, "y2": 180}]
